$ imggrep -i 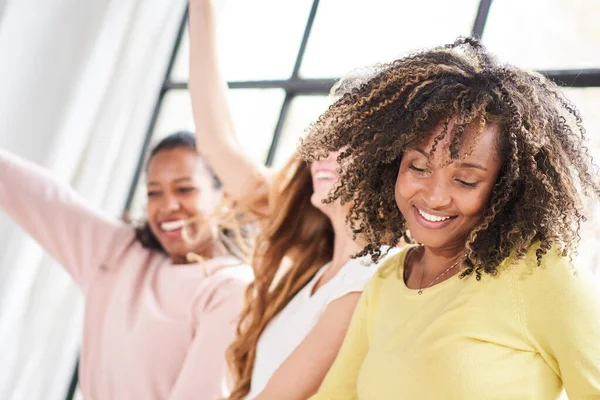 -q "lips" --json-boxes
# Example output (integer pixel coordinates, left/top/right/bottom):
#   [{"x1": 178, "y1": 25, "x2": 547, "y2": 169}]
[
  {"x1": 157, "y1": 219, "x2": 186, "y2": 240},
  {"x1": 313, "y1": 170, "x2": 336, "y2": 181},
  {"x1": 413, "y1": 206, "x2": 457, "y2": 229},
  {"x1": 160, "y1": 220, "x2": 185, "y2": 231}
]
